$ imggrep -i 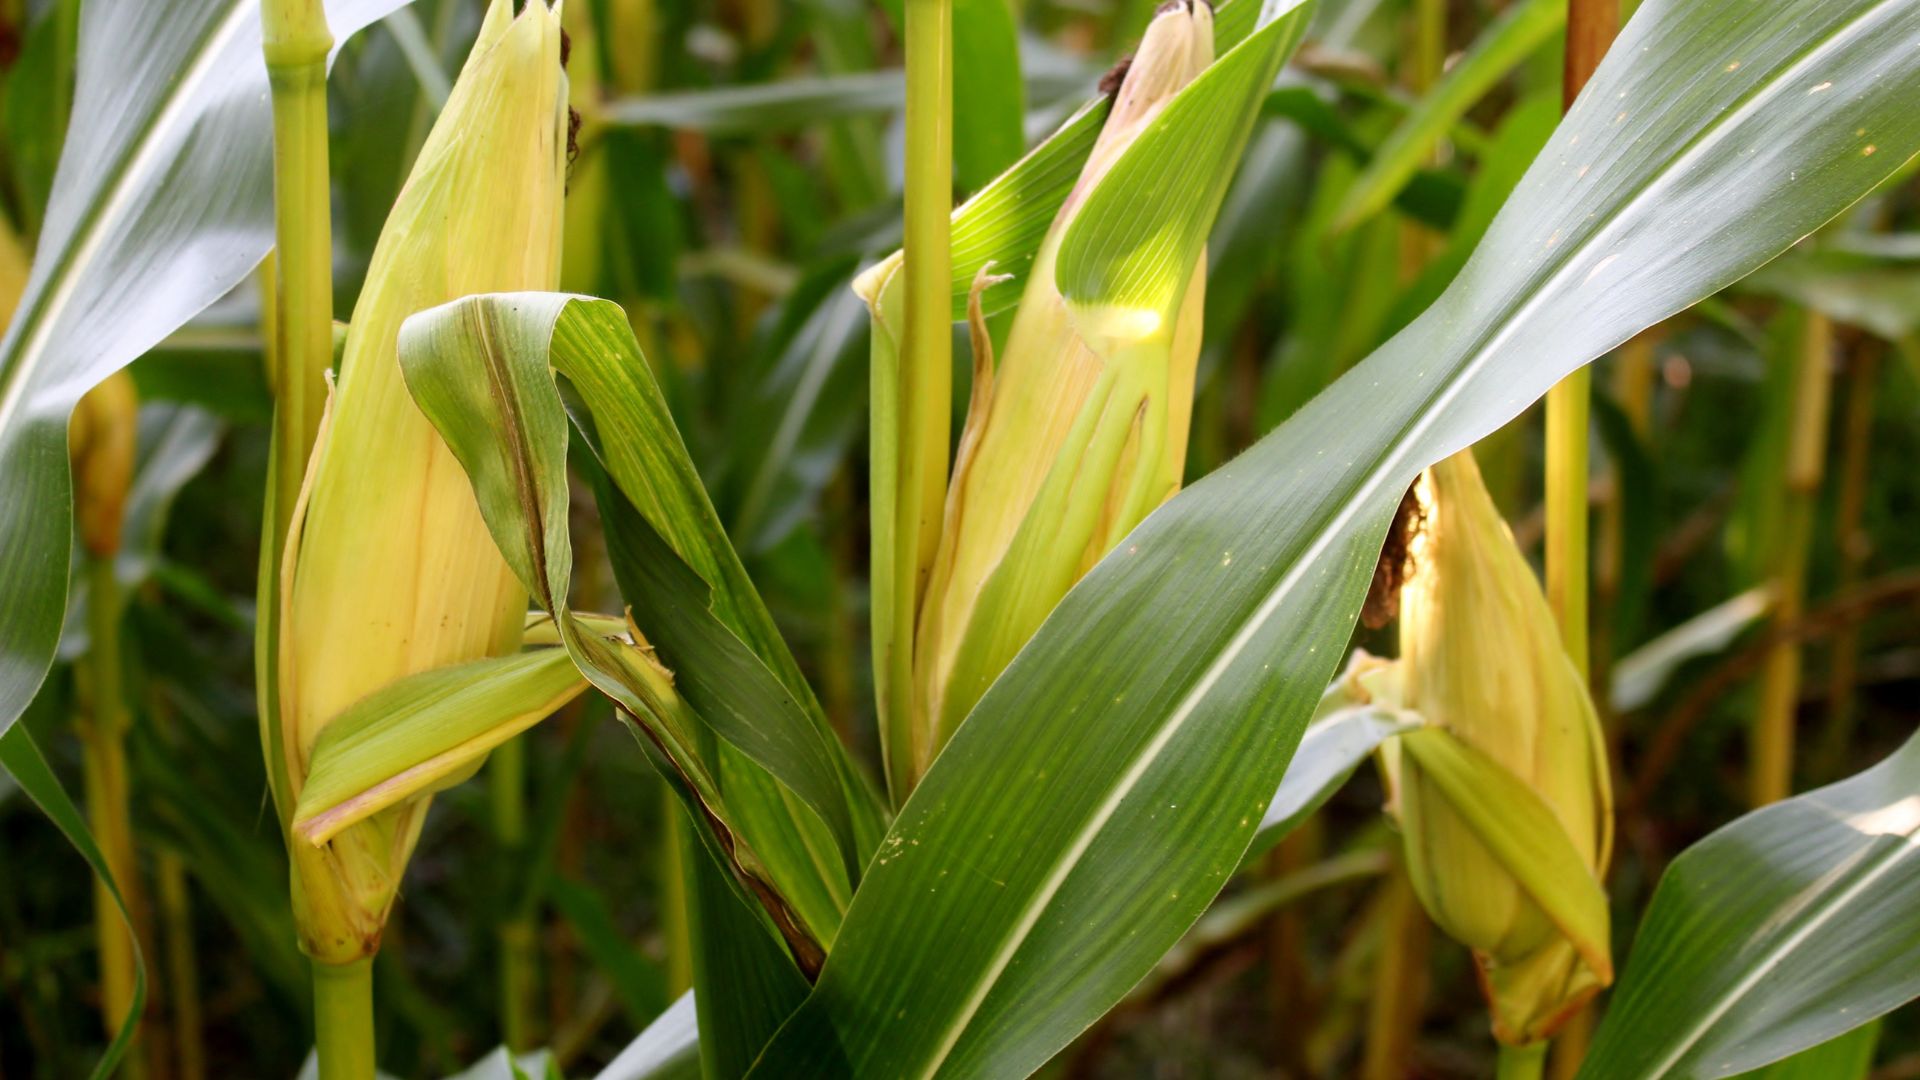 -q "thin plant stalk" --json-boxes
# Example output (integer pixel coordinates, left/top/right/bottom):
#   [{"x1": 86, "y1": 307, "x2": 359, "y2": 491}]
[
  {"x1": 158, "y1": 852, "x2": 204, "y2": 1080},
  {"x1": 77, "y1": 557, "x2": 148, "y2": 1074},
  {"x1": 1817, "y1": 338, "x2": 1880, "y2": 776},
  {"x1": 1360, "y1": 862, "x2": 1430, "y2": 1080},
  {"x1": 1548, "y1": 0, "x2": 1620, "y2": 675},
  {"x1": 1544, "y1": 4, "x2": 1619, "y2": 1074},
  {"x1": 1499, "y1": 1041, "x2": 1550, "y2": 1080},
  {"x1": 887, "y1": 0, "x2": 954, "y2": 795},
  {"x1": 1750, "y1": 310, "x2": 1835, "y2": 807},
  {"x1": 312, "y1": 958, "x2": 375, "y2": 1080},
  {"x1": 260, "y1": 0, "x2": 336, "y2": 561},
  {"x1": 260, "y1": 0, "x2": 366, "y2": 1073},
  {"x1": 494, "y1": 736, "x2": 537, "y2": 1051}
]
